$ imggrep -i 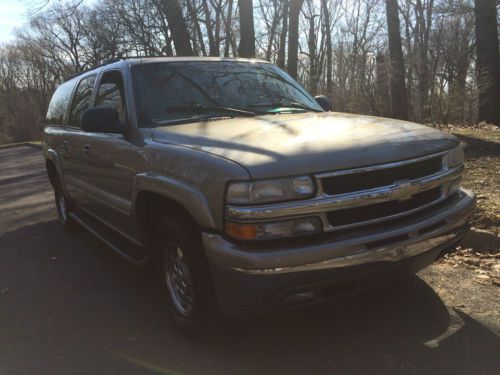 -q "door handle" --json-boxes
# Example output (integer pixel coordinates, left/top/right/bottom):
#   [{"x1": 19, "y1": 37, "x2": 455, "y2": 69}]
[{"x1": 83, "y1": 144, "x2": 91, "y2": 155}]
